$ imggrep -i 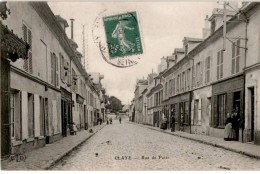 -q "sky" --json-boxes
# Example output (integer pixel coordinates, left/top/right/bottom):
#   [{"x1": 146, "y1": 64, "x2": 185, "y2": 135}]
[{"x1": 48, "y1": 1, "x2": 220, "y2": 105}]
